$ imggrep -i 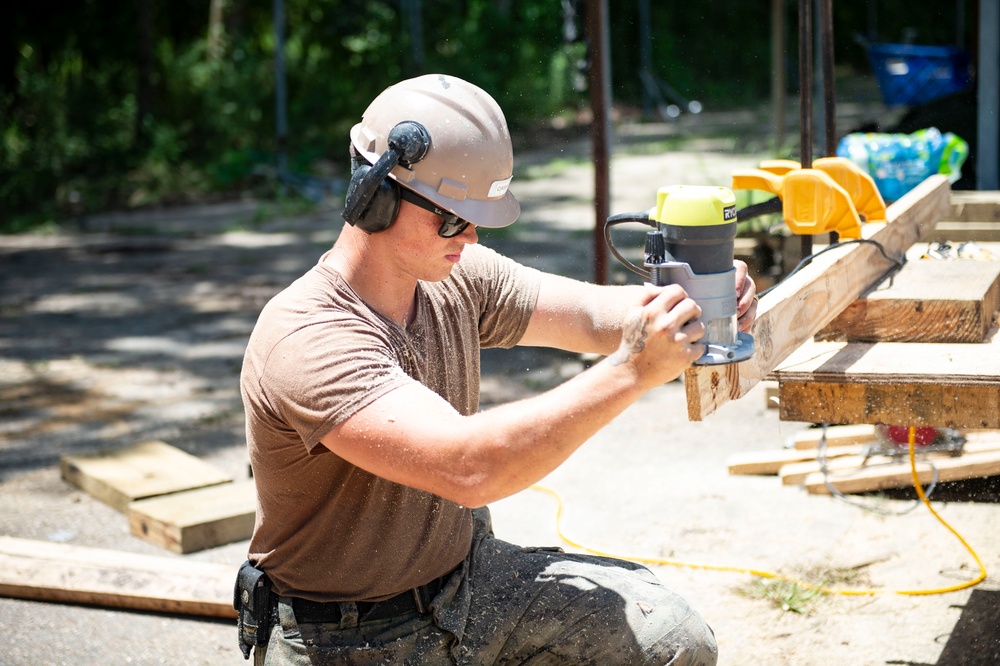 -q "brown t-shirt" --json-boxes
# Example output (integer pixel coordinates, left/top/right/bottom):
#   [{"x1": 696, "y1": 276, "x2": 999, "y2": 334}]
[{"x1": 241, "y1": 243, "x2": 541, "y2": 602}]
